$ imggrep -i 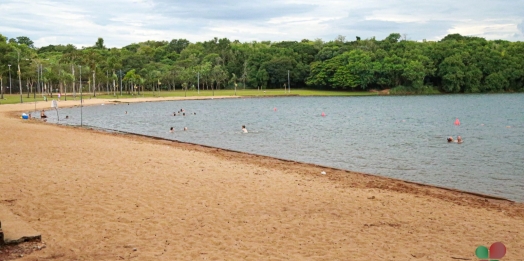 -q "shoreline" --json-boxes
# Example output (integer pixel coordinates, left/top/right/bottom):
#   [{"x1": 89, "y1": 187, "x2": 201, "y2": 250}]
[
  {"x1": 1, "y1": 97, "x2": 524, "y2": 260},
  {"x1": 86, "y1": 126, "x2": 515, "y2": 203},
  {"x1": 2, "y1": 96, "x2": 521, "y2": 205}
]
